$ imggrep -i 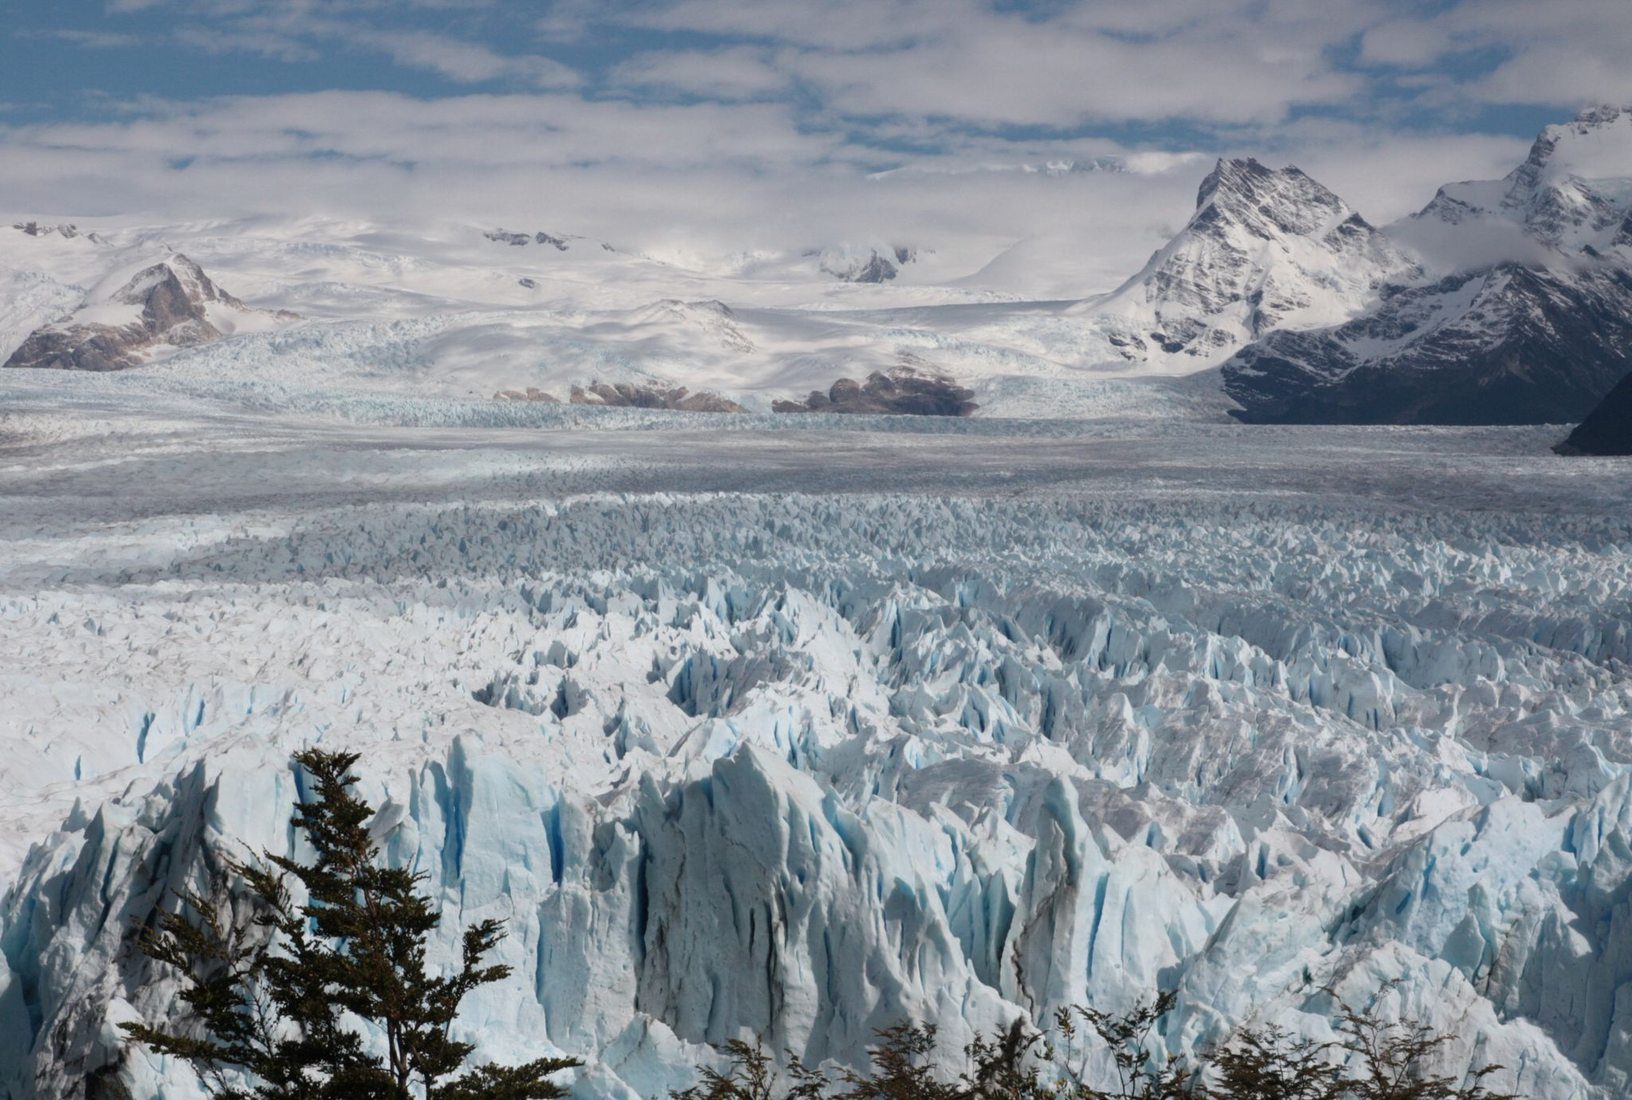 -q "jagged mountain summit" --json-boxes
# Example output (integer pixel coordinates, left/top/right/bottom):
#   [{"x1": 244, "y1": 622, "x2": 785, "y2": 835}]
[
  {"x1": 3, "y1": 253, "x2": 292, "y2": 372},
  {"x1": 1557, "y1": 370, "x2": 1632, "y2": 454},
  {"x1": 1077, "y1": 157, "x2": 1414, "y2": 369},
  {"x1": 1416, "y1": 104, "x2": 1632, "y2": 254},
  {"x1": 813, "y1": 244, "x2": 920, "y2": 283},
  {"x1": 1224, "y1": 105, "x2": 1632, "y2": 424}
]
